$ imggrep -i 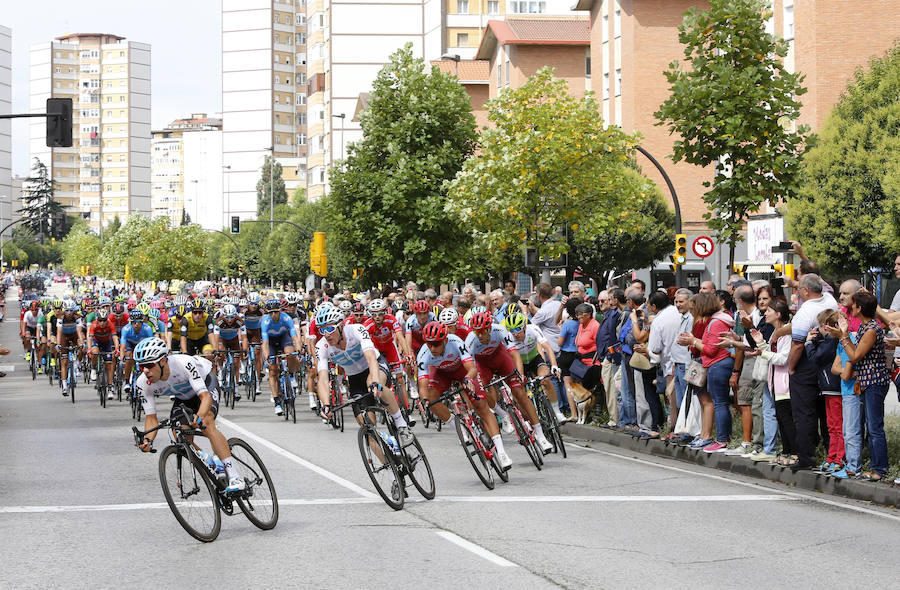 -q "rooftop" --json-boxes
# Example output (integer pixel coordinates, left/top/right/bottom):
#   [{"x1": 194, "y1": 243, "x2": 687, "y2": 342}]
[
  {"x1": 430, "y1": 59, "x2": 490, "y2": 83},
  {"x1": 476, "y1": 16, "x2": 590, "y2": 60}
]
